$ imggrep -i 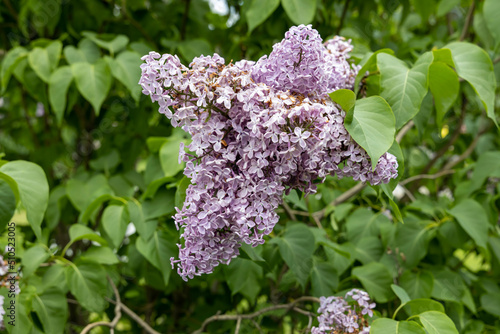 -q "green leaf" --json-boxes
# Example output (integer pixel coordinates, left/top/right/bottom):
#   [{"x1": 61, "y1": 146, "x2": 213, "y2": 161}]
[
  {"x1": 82, "y1": 32, "x2": 129, "y2": 55},
  {"x1": 354, "y1": 236, "x2": 383, "y2": 264},
  {"x1": 400, "y1": 270, "x2": 434, "y2": 299},
  {"x1": 63, "y1": 39, "x2": 100, "y2": 64},
  {"x1": 431, "y1": 269, "x2": 465, "y2": 303},
  {"x1": 448, "y1": 199, "x2": 489, "y2": 249},
  {"x1": 71, "y1": 59, "x2": 112, "y2": 115},
  {"x1": 89, "y1": 149, "x2": 120, "y2": 171},
  {"x1": 128, "y1": 200, "x2": 154, "y2": 241},
  {"x1": 352, "y1": 262, "x2": 394, "y2": 303},
  {"x1": 371, "y1": 318, "x2": 425, "y2": 334},
  {"x1": 400, "y1": 298, "x2": 445, "y2": 317},
  {"x1": 480, "y1": 293, "x2": 500, "y2": 317},
  {"x1": 106, "y1": 51, "x2": 142, "y2": 101},
  {"x1": 78, "y1": 194, "x2": 123, "y2": 224},
  {"x1": 272, "y1": 224, "x2": 315, "y2": 288},
  {"x1": 418, "y1": 311, "x2": 459, "y2": 334},
  {"x1": 378, "y1": 52, "x2": 432, "y2": 129},
  {"x1": 470, "y1": 151, "x2": 500, "y2": 192},
  {"x1": 246, "y1": 0, "x2": 280, "y2": 33},
  {"x1": 1, "y1": 46, "x2": 27, "y2": 93},
  {"x1": 32, "y1": 288, "x2": 68, "y2": 334},
  {"x1": 102, "y1": 204, "x2": 129, "y2": 249},
  {"x1": 66, "y1": 261, "x2": 108, "y2": 312},
  {"x1": 67, "y1": 224, "x2": 108, "y2": 248},
  {"x1": 66, "y1": 174, "x2": 114, "y2": 212},
  {"x1": 48, "y1": 66, "x2": 73, "y2": 126},
  {"x1": 80, "y1": 246, "x2": 119, "y2": 265},
  {"x1": 428, "y1": 62, "x2": 459, "y2": 128},
  {"x1": 344, "y1": 96, "x2": 395, "y2": 170},
  {"x1": 392, "y1": 284, "x2": 411, "y2": 304},
  {"x1": 0, "y1": 161, "x2": 49, "y2": 240},
  {"x1": 178, "y1": 39, "x2": 213, "y2": 62},
  {"x1": 281, "y1": 0, "x2": 317, "y2": 25},
  {"x1": 21, "y1": 245, "x2": 50, "y2": 278},
  {"x1": 436, "y1": 0, "x2": 460, "y2": 17},
  {"x1": 175, "y1": 176, "x2": 191, "y2": 210},
  {"x1": 0, "y1": 181, "x2": 16, "y2": 233},
  {"x1": 240, "y1": 243, "x2": 265, "y2": 262},
  {"x1": 136, "y1": 230, "x2": 177, "y2": 285},
  {"x1": 310, "y1": 259, "x2": 338, "y2": 297},
  {"x1": 329, "y1": 89, "x2": 356, "y2": 113},
  {"x1": 27, "y1": 41, "x2": 62, "y2": 83},
  {"x1": 223, "y1": 258, "x2": 263, "y2": 304},
  {"x1": 484, "y1": 0, "x2": 500, "y2": 47},
  {"x1": 354, "y1": 48, "x2": 394, "y2": 95},
  {"x1": 159, "y1": 138, "x2": 187, "y2": 177},
  {"x1": 445, "y1": 42, "x2": 497, "y2": 126},
  {"x1": 394, "y1": 221, "x2": 434, "y2": 268}
]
